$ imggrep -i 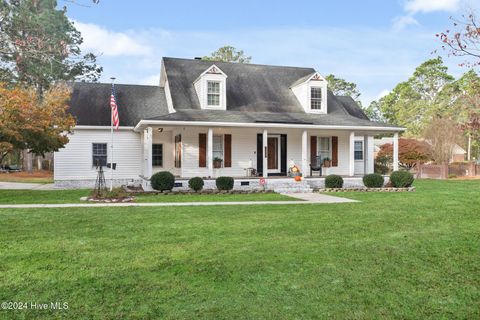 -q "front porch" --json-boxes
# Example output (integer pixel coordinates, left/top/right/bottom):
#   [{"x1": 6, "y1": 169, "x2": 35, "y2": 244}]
[{"x1": 138, "y1": 125, "x2": 400, "y2": 180}]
